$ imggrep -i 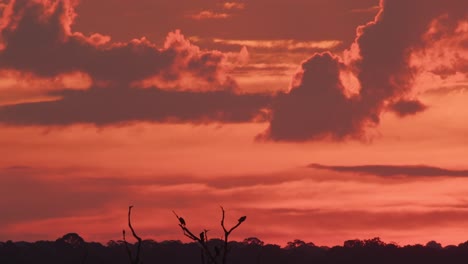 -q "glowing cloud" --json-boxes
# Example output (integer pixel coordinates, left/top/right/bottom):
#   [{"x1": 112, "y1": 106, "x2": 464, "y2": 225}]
[
  {"x1": 222, "y1": 2, "x2": 246, "y2": 10},
  {"x1": 0, "y1": 0, "x2": 466, "y2": 143},
  {"x1": 190, "y1": 10, "x2": 231, "y2": 20},
  {"x1": 0, "y1": 0, "x2": 236, "y2": 89},
  {"x1": 213, "y1": 39, "x2": 342, "y2": 51},
  {"x1": 260, "y1": 0, "x2": 468, "y2": 141}
]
